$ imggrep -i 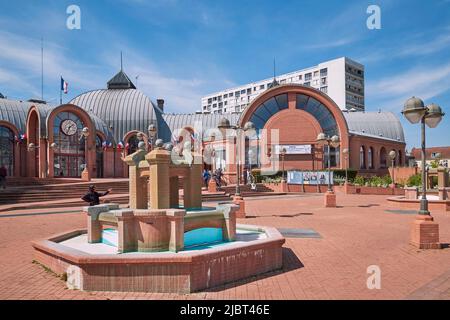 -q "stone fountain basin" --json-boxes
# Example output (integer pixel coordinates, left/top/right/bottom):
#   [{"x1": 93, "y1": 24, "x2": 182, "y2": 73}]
[{"x1": 32, "y1": 224, "x2": 284, "y2": 293}]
